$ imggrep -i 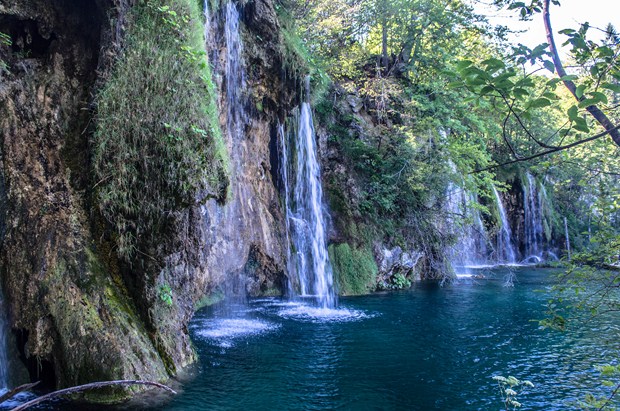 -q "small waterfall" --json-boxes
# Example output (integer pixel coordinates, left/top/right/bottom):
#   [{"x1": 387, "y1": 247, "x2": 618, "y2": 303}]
[
  {"x1": 492, "y1": 187, "x2": 516, "y2": 264},
  {"x1": 523, "y1": 173, "x2": 544, "y2": 261},
  {"x1": 281, "y1": 81, "x2": 335, "y2": 308},
  {"x1": 278, "y1": 124, "x2": 295, "y2": 298},
  {"x1": 564, "y1": 216, "x2": 571, "y2": 261},
  {"x1": 0, "y1": 289, "x2": 8, "y2": 390},
  {"x1": 203, "y1": 0, "x2": 211, "y2": 45}
]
